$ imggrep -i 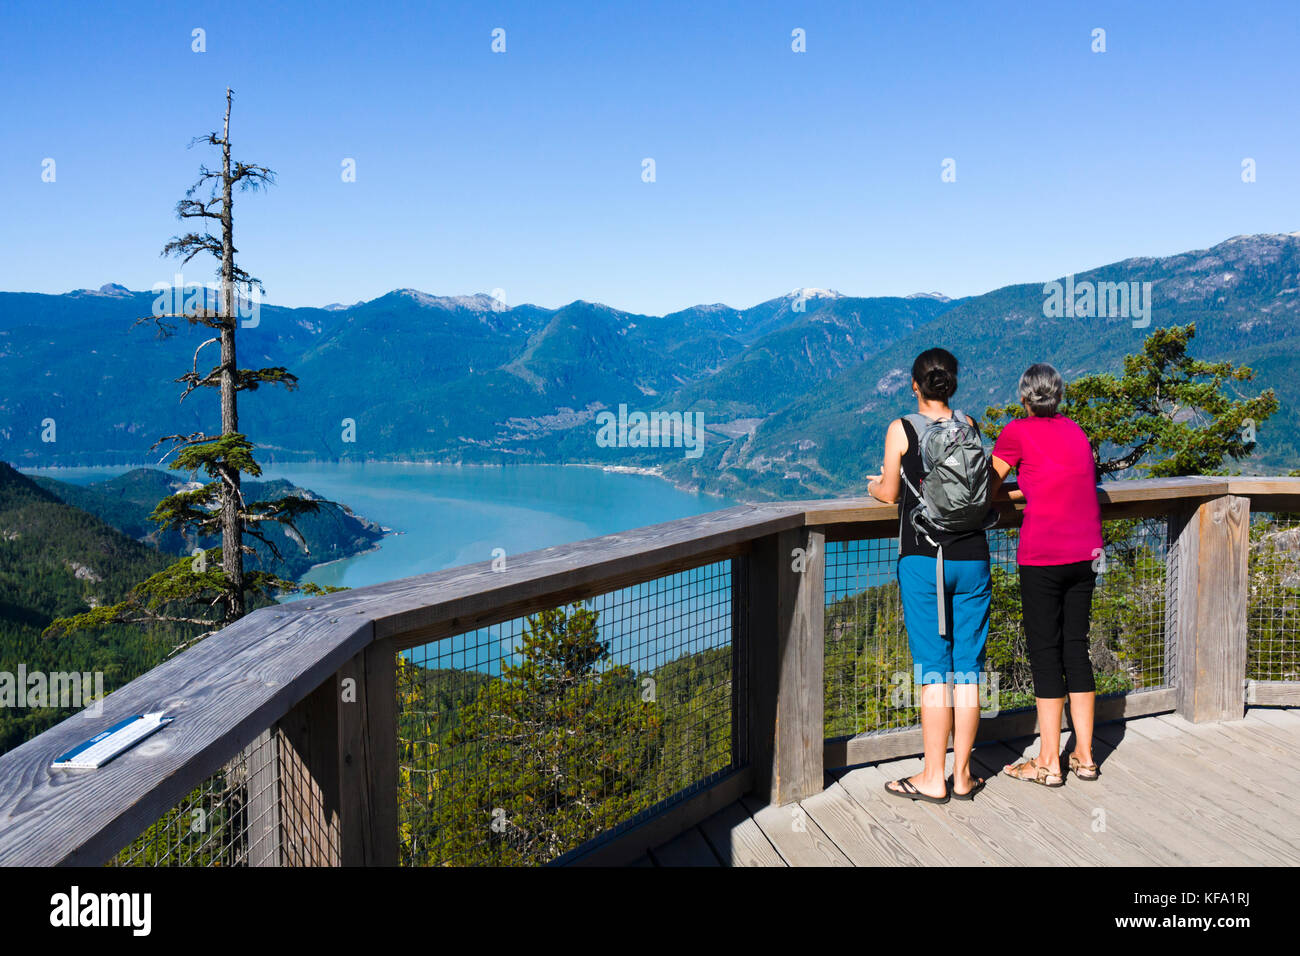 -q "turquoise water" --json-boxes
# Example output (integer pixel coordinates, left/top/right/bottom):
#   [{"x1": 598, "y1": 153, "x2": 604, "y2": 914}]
[
  {"x1": 23, "y1": 462, "x2": 738, "y2": 594},
  {"x1": 27, "y1": 462, "x2": 742, "y2": 673},
  {"x1": 267, "y1": 463, "x2": 738, "y2": 594}
]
